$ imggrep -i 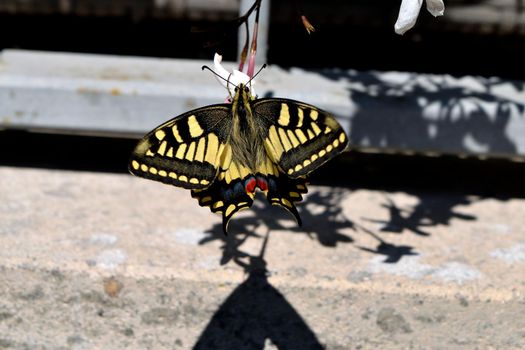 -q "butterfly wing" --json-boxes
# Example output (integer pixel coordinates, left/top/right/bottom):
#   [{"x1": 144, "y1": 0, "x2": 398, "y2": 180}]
[
  {"x1": 191, "y1": 160, "x2": 255, "y2": 234},
  {"x1": 265, "y1": 172, "x2": 309, "y2": 226},
  {"x1": 253, "y1": 98, "x2": 348, "y2": 178},
  {"x1": 250, "y1": 98, "x2": 348, "y2": 224},
  {"x1": 129, "y1": 105, "x2": 232, "y2": 189},
  {"x1": 130, "y1": 104, "x2": 257, "y2": 233}
]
